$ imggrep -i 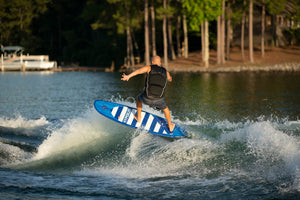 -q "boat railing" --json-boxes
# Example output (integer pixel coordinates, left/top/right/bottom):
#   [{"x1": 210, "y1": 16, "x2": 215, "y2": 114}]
[{"x1": 1, "y1": 53, "x2": 57, "y2": 71}]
